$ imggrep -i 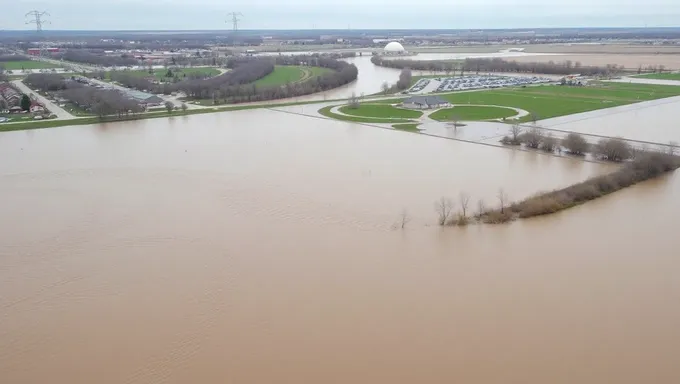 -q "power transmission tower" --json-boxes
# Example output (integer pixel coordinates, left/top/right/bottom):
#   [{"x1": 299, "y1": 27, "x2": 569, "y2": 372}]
[
  {"x1": 226, "y1": 12, "x2": 243, "y2": 49},
  {"x1": 26, "y1": 11, "x2": 51, "y2": 58},
  {"x1": 26, "y1": 10, "x2": 50, "y2": 32}
]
